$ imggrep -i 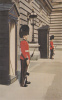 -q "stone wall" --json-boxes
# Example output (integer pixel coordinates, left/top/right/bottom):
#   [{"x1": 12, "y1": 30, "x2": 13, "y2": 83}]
[
  {"x1": 17, "y1": 0, "x2": 52, "y2": 60},
  {"x1": 19, "y1": 0, "x2": 51, "y2": 42},
  {"x1": 50, "y1": 1, "x2": 62, "y2": 50}
]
